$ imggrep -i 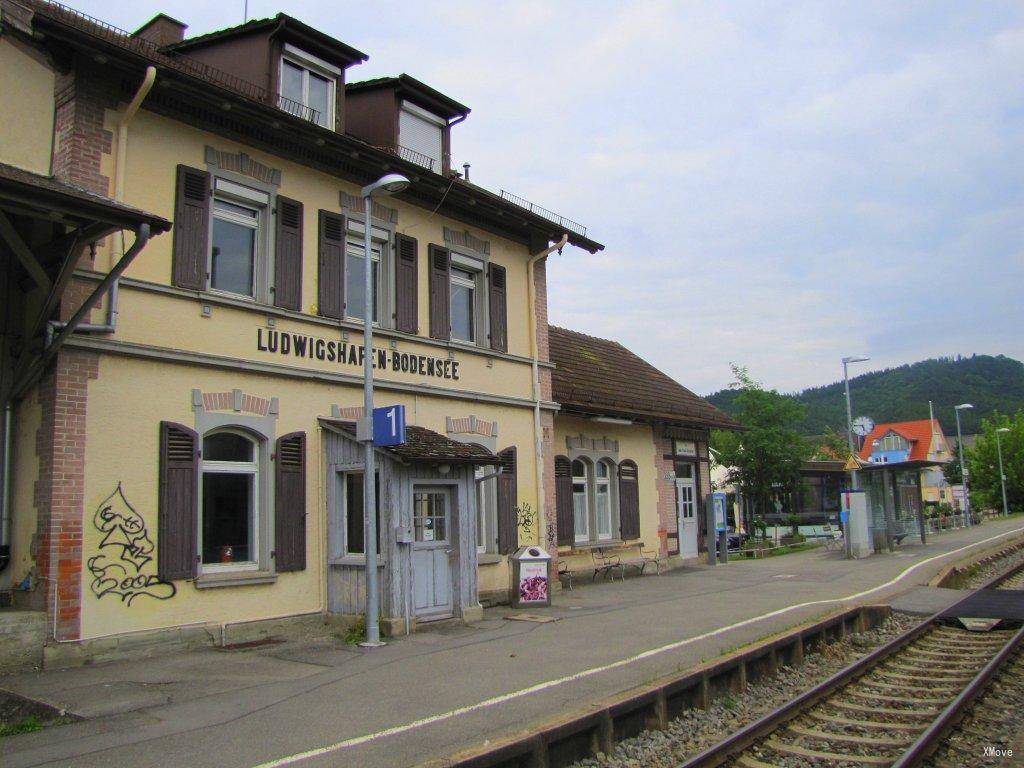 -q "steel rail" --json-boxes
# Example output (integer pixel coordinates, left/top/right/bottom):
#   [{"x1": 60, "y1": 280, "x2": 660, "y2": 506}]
[{"x1": 677, "y1": 551, "x2": 1024, "y2": 768}]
